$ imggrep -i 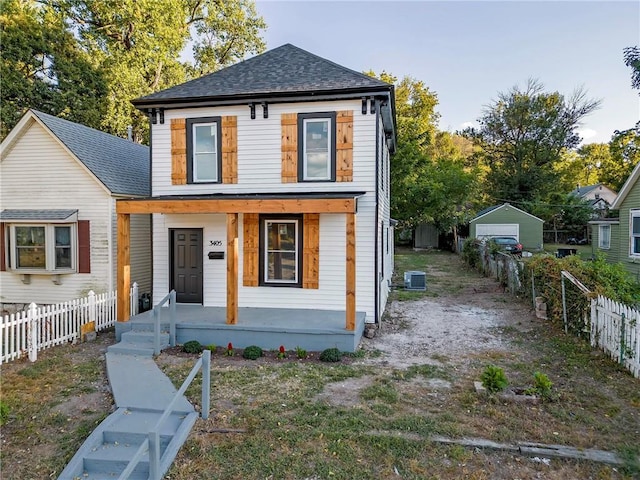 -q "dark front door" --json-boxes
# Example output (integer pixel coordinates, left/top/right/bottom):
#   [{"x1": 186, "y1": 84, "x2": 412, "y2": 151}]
[{"x1": 171, "y1": 229, "x2": 203, "y2": 304}]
